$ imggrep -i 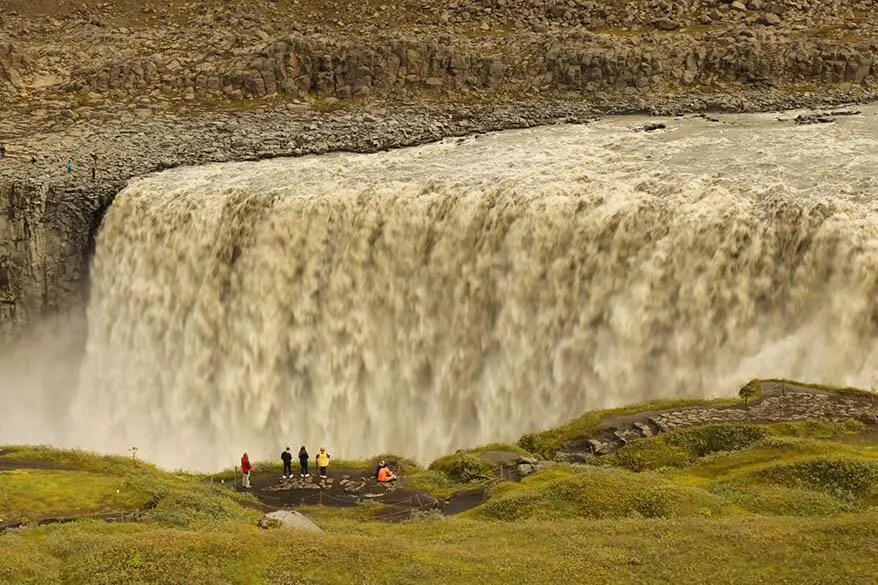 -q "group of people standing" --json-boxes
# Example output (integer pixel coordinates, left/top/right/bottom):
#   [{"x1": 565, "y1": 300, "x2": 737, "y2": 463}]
[
  {"x1": 238, "y1": 447, "x2": 332, "y2": 489},
  {"x1": 280, "y1": 446, "x2": 332, "y2": 479}
]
